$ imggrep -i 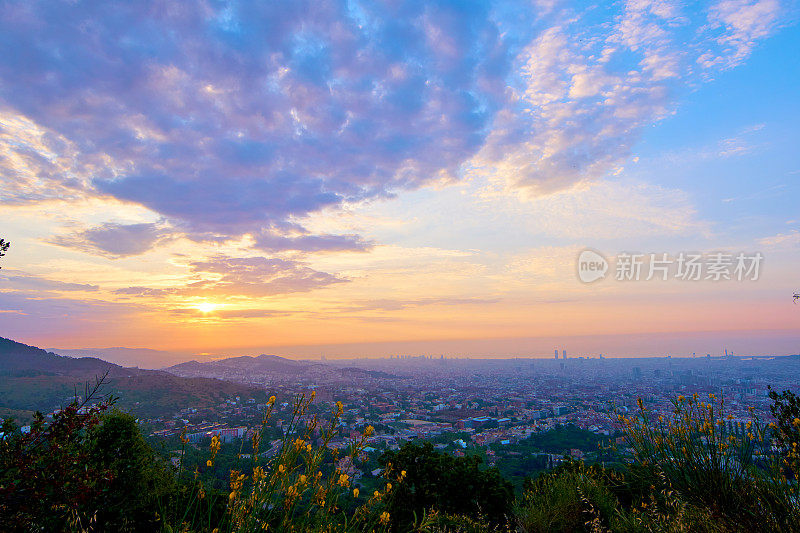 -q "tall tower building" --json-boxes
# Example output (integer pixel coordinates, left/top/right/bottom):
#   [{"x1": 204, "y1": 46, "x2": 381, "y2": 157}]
[
  {"x1": 562, "y1": 350, "x2": 567, "y2": 360},
  {"x1": 554, "y1": 349, "x2": 559, "y2": 360}
]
